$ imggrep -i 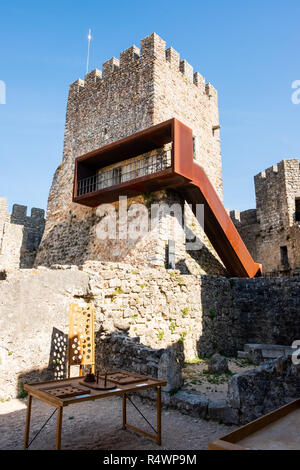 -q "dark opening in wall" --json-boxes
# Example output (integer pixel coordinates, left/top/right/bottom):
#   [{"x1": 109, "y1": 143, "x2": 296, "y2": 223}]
[
  {"x1": 280, "y1": 246, "x2": 289, "y2": 267},
  {"x1": 166, "y1": 239, "x2": 175, "y2": 269},
  {"x1": 295, "y1": 198, "x2": 300, "y2": 222}
]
